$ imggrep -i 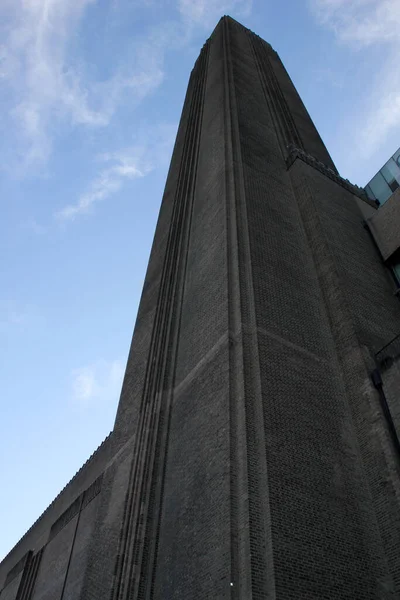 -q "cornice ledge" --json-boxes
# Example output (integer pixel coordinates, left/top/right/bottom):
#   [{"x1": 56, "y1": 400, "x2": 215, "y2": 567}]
[{"x1": 286, "y1": 144, "x2": 378, "y2": 208}]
